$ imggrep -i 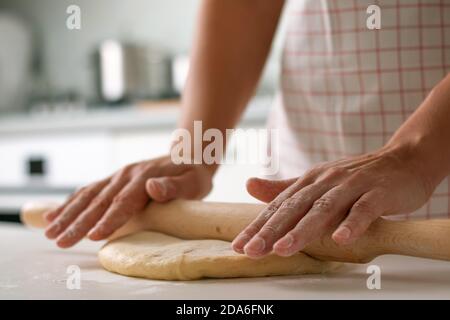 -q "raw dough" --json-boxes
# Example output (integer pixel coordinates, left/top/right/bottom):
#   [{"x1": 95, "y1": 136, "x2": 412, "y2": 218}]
[{"x1": 98, "y1": 231, "x2": 341, "y2": 281}]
